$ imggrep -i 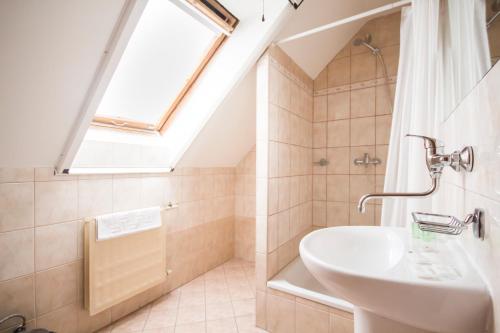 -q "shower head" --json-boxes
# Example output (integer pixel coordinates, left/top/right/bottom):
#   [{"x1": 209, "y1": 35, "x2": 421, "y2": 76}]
[{"x1": 352, "y1": 34, "x2": 379, "y2": 54}]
